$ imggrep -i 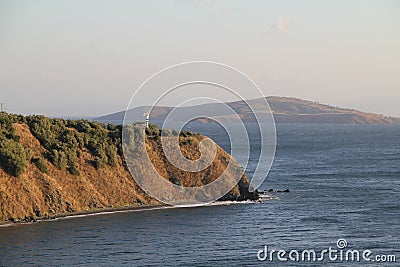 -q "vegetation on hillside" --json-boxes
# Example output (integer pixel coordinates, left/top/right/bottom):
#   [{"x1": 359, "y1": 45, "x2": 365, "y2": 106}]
[
  {"x1": 0, "y1": 113, "x2": 201, "y2": 178},
  {"x1": 0, "y1": 112, "x2": 123, "y2": 177},
  {"x1": 0, "y1": 113, "x2": 258, "y2": 223},
  {"x1": 0, "y1": 113, "x2": 26, "y2": 177}
]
